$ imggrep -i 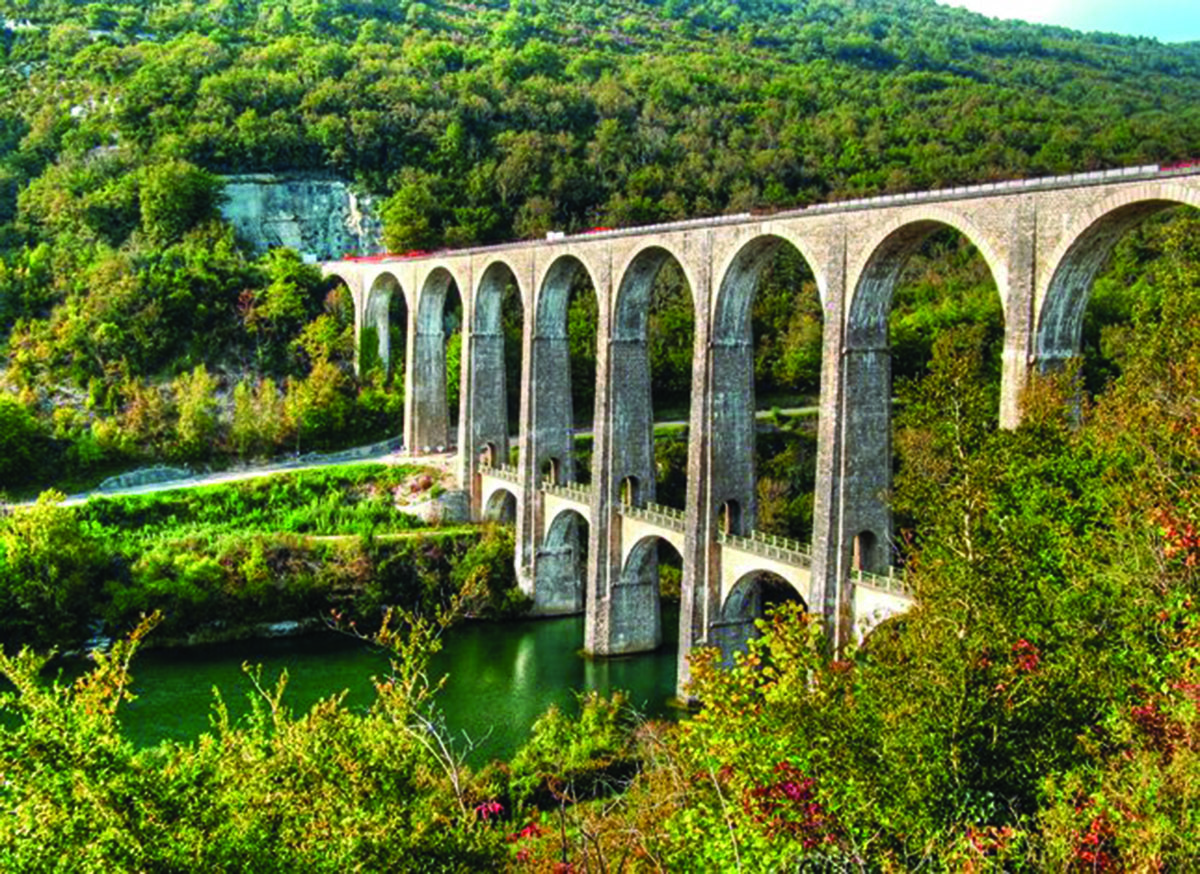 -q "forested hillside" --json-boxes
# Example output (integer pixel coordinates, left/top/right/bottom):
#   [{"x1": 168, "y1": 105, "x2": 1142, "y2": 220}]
[{"x1": 0, "y1": 0, "x2": 1196, "y2": 489}]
